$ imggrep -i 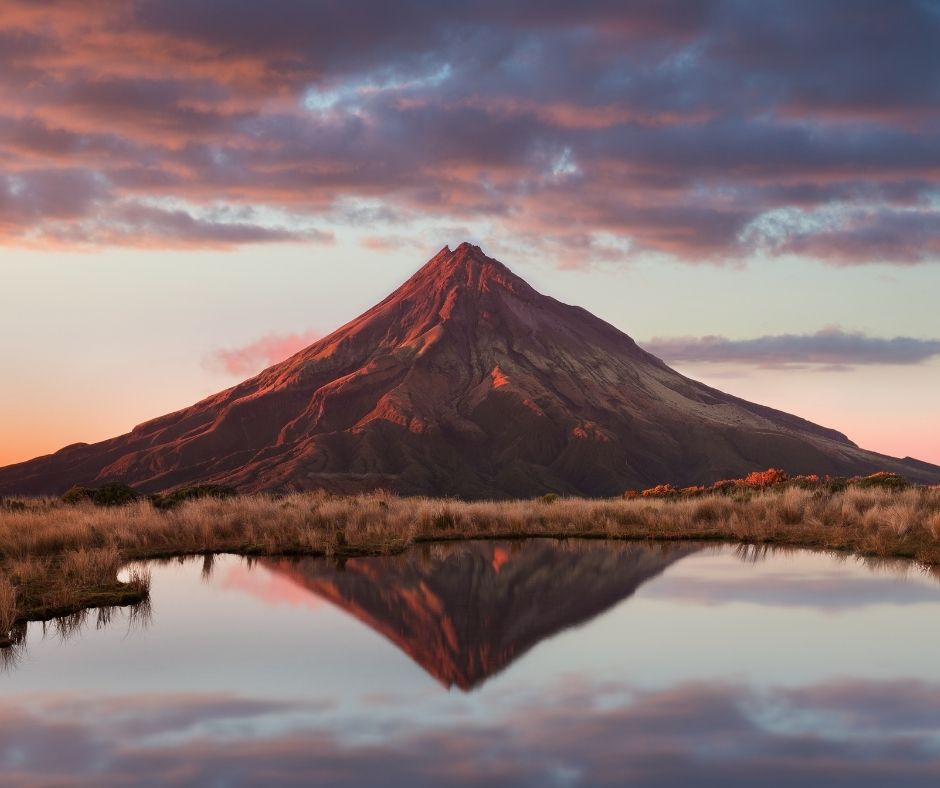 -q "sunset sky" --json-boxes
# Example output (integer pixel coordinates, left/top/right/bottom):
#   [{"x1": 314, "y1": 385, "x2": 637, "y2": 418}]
[{"x1": 1, "y1": 0, "x2": 938, "y2": 466}]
